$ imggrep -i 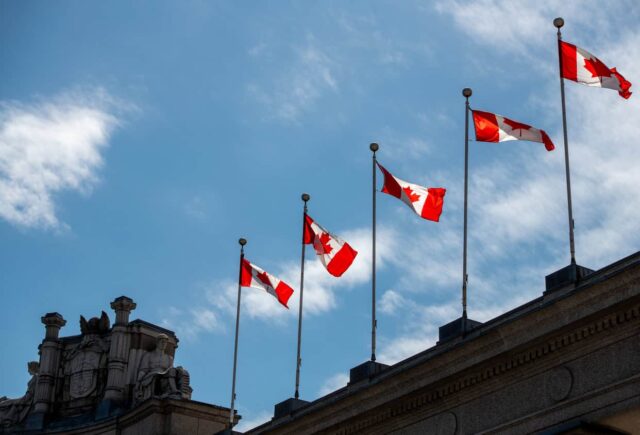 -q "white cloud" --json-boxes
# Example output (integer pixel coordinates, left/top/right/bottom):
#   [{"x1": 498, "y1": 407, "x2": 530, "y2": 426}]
[
  {"x1": 248, "y1": 41, "x2": 338, "y2": 122},
  {"x1": 160, "y1": 306, "x2": 225, "y2": 341},
  {"x1": 378, "y1": 289, "x2": 405, "y2": 315},
  {"x1": 235, "y1": 409, "x2": 272, "y2": 433},
  {"x1": 434, "y1": 0, "x2": 628, "y2": 55},
  {"x1": 0, "y1": 88, "x2": 122, "y2": 230},
  {"x1": 317, "y1": 372, "x2": 349, "y2": 397},
  {"x1": 373, "y1": 4, "x2": 640, "y2": 365}
]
